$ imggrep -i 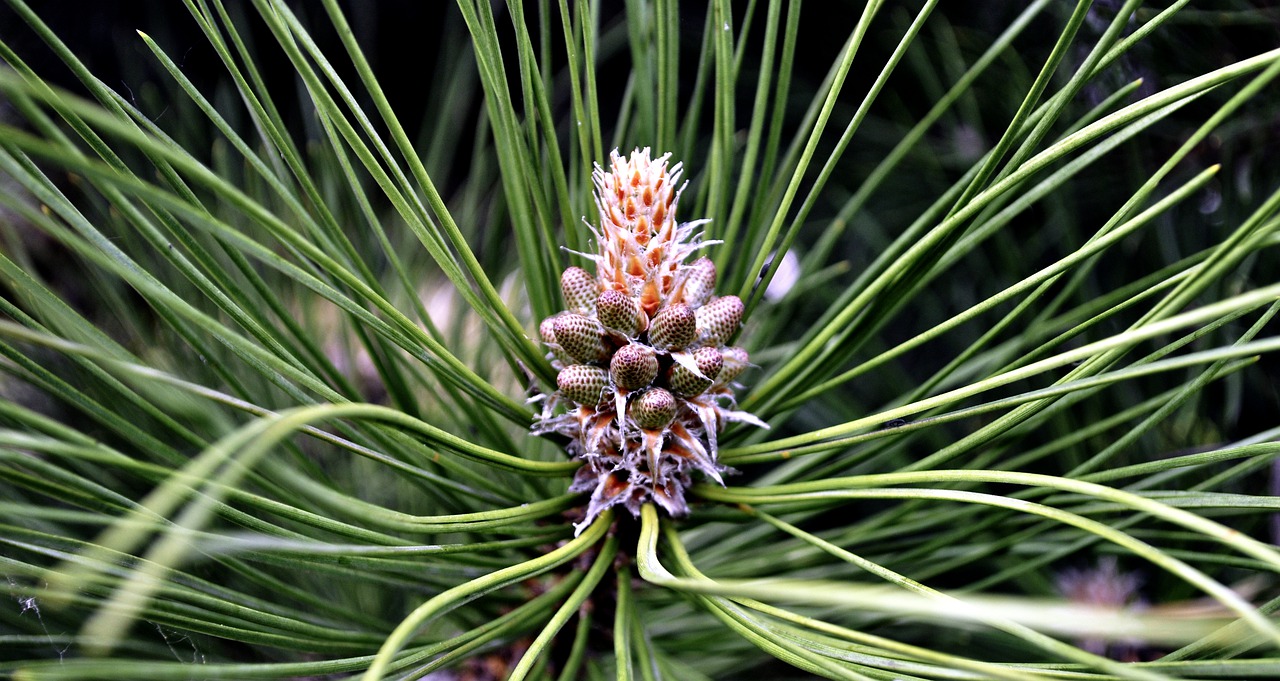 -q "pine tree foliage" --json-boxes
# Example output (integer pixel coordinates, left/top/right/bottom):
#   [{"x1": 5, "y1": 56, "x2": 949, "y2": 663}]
[{"x1": 1, "y1": 1, "x2": 1280, "y2": 679}]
